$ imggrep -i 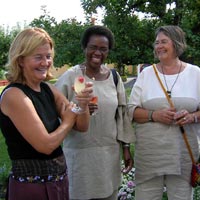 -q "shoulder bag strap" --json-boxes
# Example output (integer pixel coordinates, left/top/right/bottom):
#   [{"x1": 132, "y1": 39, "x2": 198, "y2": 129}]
[
  {"x1": 152, "y1": 64, "x2": 196, "y2": 164},
  {"x1": 111, "y1": 68, "x2": 118, "y2": 87}
]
